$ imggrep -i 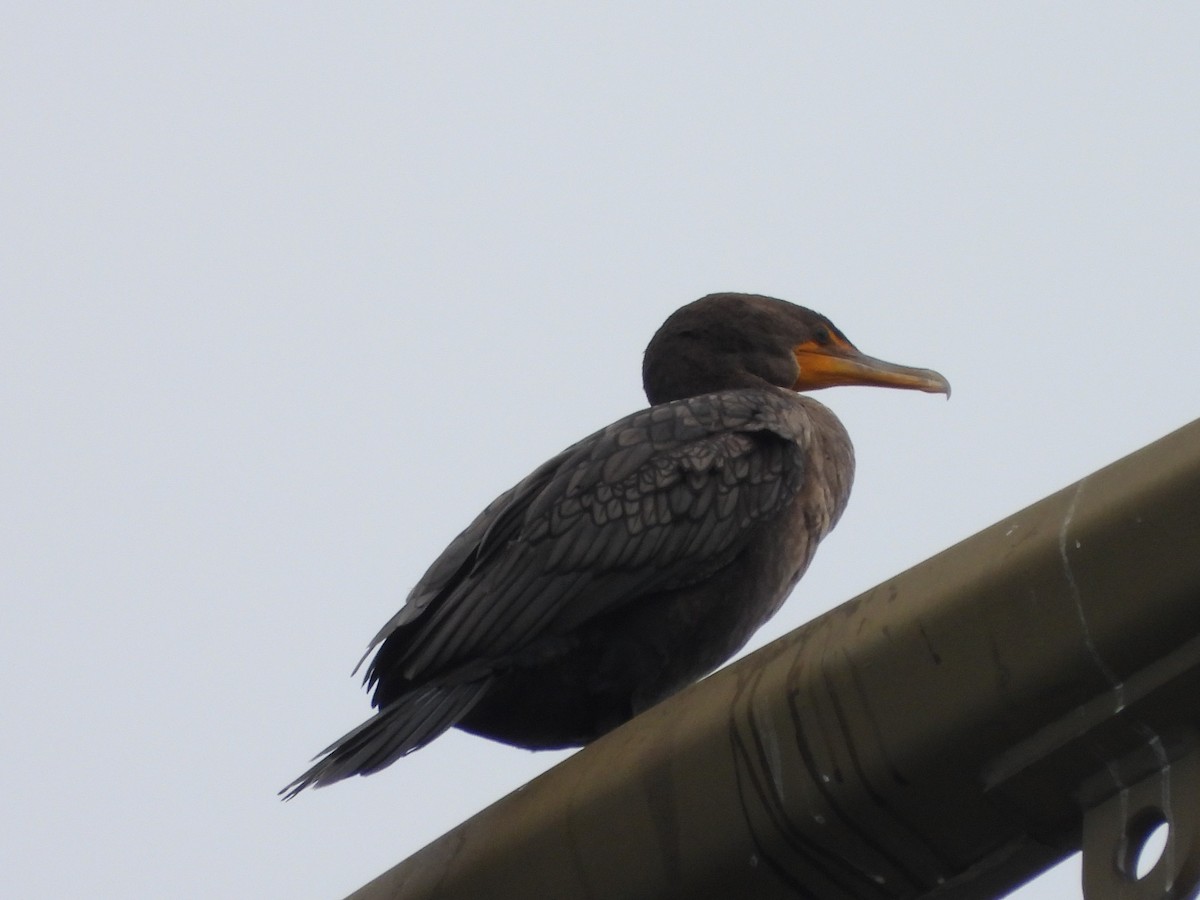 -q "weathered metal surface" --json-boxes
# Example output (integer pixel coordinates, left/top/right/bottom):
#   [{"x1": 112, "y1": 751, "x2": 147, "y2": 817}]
[
  {"x1": 344, "y1": 418, "x2": 1200, "y2": 900},
  {"x1": 1080, "y1": 743, "x2": 1200, "y2": 899}
]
